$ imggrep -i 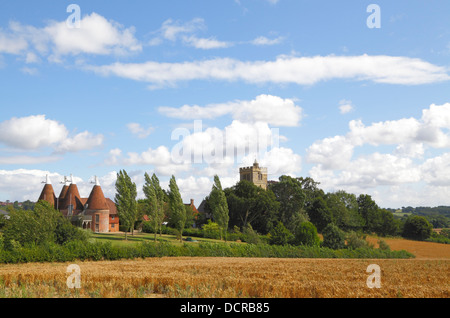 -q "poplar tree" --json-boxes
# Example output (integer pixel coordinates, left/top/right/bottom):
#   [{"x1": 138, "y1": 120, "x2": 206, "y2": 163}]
[
  {"x1": 168, "y1": 175, "x2": 186, "y2": 242},
  {"x1": 115, "y1": 170, "x2": 138, "y2": 240},
  {"x1": 143, "y1": 172, "x2": 166, "y2": 241},
  {"x1": 209, "y1": 175, "x2": 229, "y2": 240}
]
